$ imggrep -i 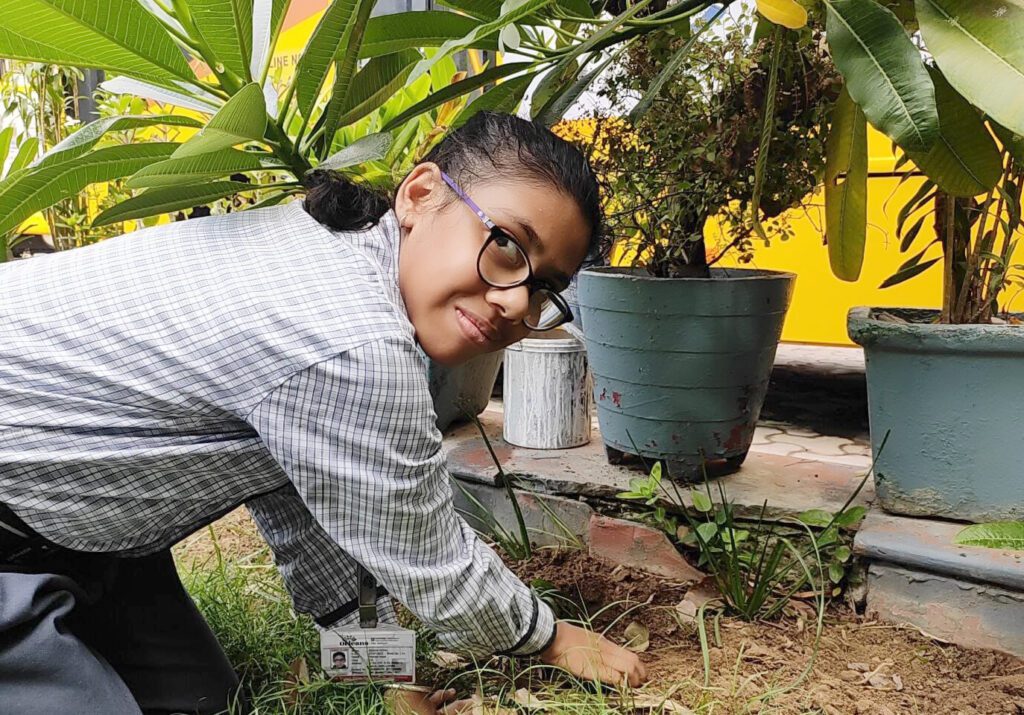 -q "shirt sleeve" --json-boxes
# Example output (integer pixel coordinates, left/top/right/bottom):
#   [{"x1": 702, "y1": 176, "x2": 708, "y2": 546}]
[
  {"x1": 246, "y1": 484, "x2": 397, "y2": 627},
  {"x1": 246, "y1": 336, "x2": 556, "y2": 658}
]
